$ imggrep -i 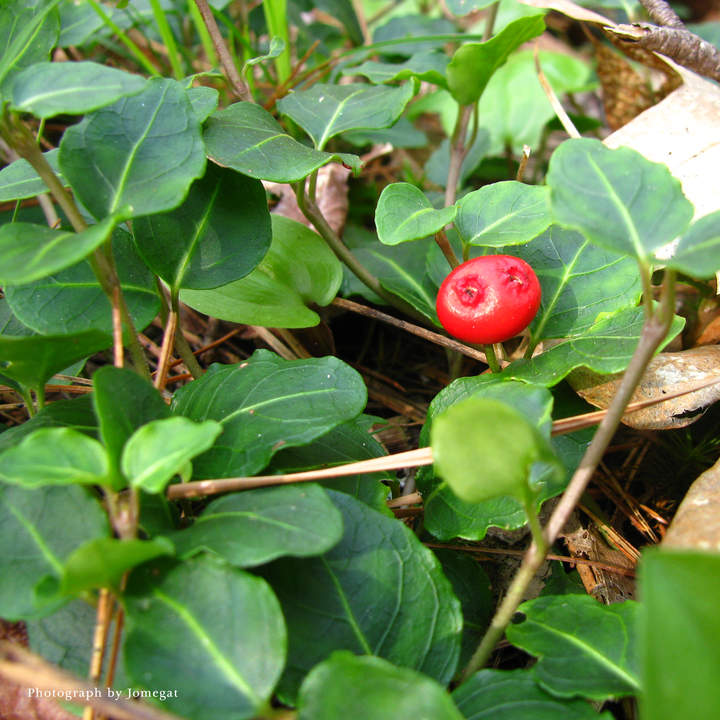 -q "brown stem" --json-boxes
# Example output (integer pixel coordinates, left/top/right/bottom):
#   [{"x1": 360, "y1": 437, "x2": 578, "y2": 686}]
[
  {"x1": 445, "y1": 104, "x2": 474, "y2": 208},
  {"x1": 638, "y1": 0, "x2": 684, "y2": 28},
  {"x1": 434, "y1": 230, "x2": 460, "y2": 269}
]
